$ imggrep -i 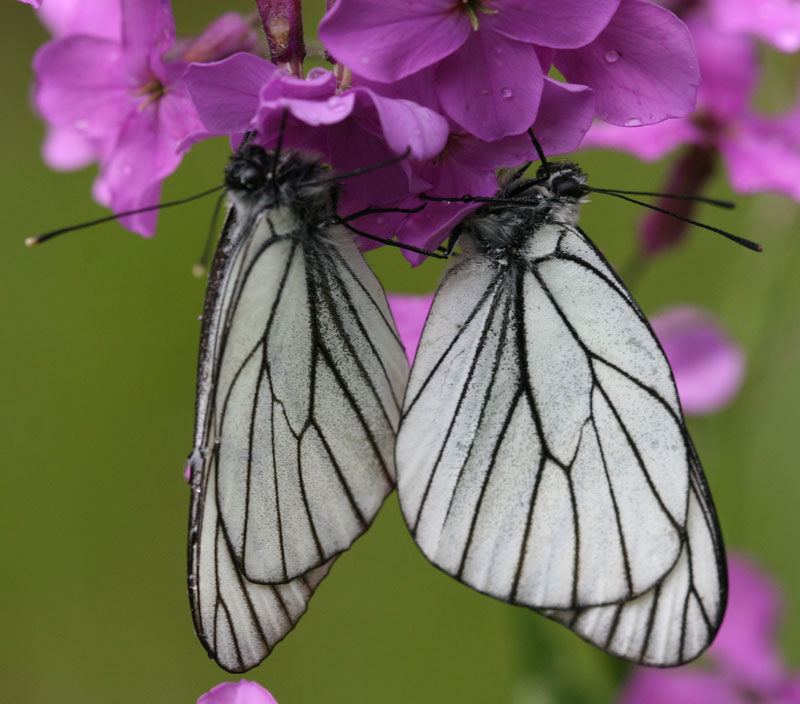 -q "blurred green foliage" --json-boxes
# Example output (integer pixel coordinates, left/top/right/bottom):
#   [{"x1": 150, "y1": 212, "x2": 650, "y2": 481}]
[{"x1": 3, "y1": 2, "x2": 799, "y2": 703}]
